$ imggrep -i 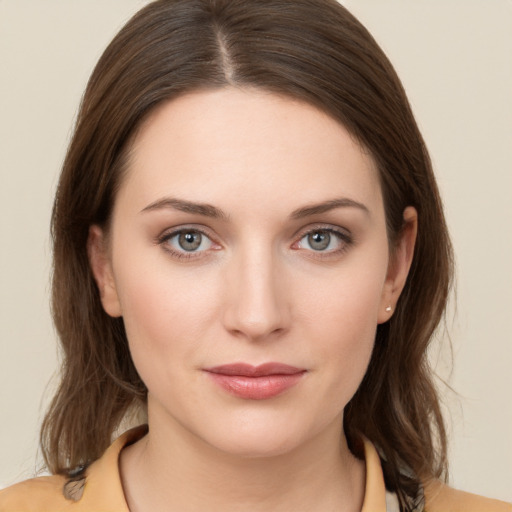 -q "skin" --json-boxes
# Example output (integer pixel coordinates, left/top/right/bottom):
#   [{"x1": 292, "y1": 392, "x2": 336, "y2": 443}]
[{"x1": 89, "y1": 87, "x2": 417, "y2": 512}]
